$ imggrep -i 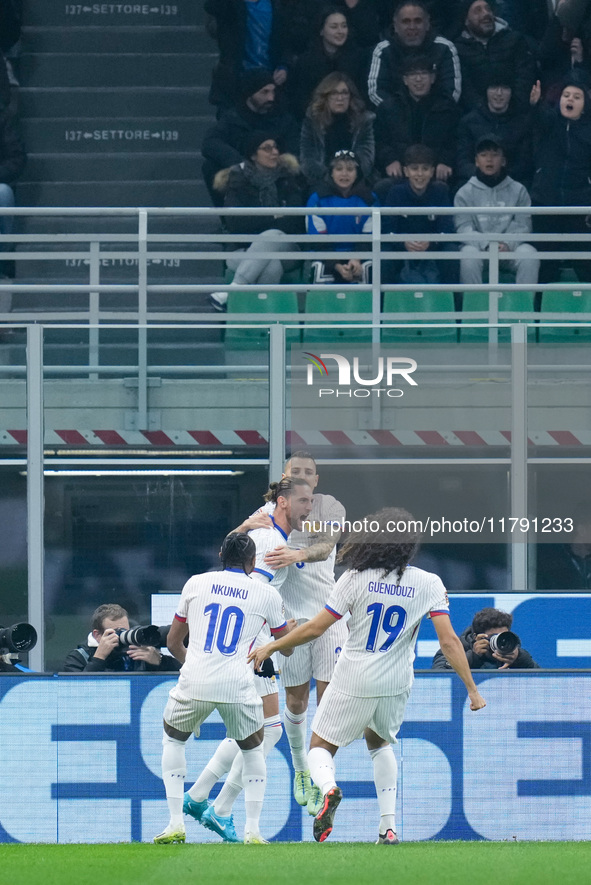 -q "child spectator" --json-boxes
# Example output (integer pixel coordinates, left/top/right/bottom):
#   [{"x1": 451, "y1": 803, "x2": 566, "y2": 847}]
[
  {"x1": 539, "y1": 0, "x2": 589, "y2": 104},
  {"x1": 374, "y1": 54, "x2": 459, "y2": 183},
  {"x1": 382, "y1": 143, "x2": 457, "y2": 285},
  {"x1": 300, "y1": 72, "x2": 375, "y2": 192},
  {"x1": 306, "y1": 149, "x2": 377, "y2": 284},
  {"x1": 454, "y1": 134, "x2": 539, "y2": 289},
  {"x1": 529, "y1": 73, "x2": 591, "y2": 284},
  {"x1": 456, "y1": 69, "x2": 533, "y2": 187}
]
